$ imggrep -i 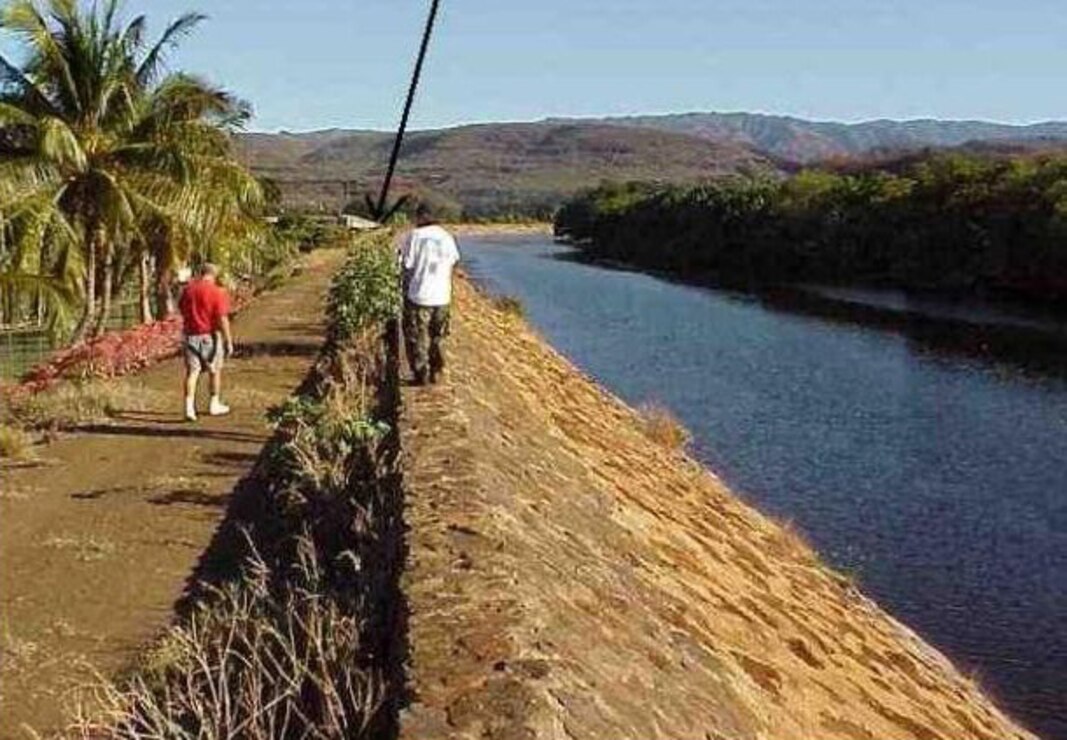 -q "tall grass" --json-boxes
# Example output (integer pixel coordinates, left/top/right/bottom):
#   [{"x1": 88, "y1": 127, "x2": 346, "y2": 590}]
[{"x1": 74, "y1": 537, "x2": 385, "y2": 738}]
